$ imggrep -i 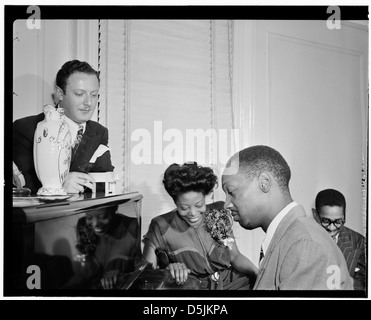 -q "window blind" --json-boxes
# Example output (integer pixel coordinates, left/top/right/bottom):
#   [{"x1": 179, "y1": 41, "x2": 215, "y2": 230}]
[{"x1": 98, "y1": 20, "x2": 237, "y2": 231}]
